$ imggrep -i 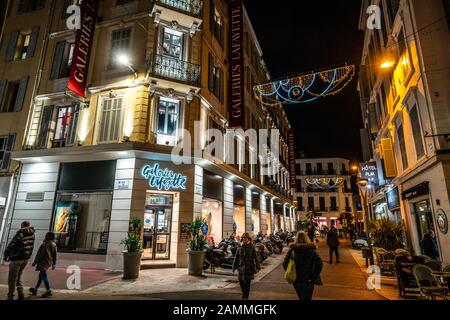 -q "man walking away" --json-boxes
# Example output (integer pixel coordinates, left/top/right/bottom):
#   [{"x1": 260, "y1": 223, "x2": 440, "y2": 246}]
[
  {"x1": 3, "y1": 221, "x2": 35, "y2": 300},
  {"x1": 420, "y1": 230, "x2": 440, "y2": 260},
  {"x1": 327, "y1": 226, "x2": 340, "y2": 264}
]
